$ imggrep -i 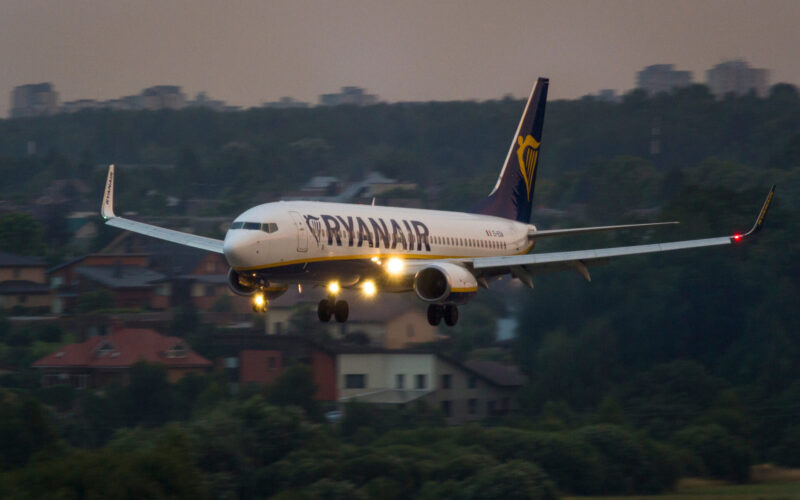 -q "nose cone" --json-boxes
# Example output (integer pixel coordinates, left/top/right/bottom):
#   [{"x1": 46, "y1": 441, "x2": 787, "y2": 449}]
[{"x1": 223, "y1": 231, "x2": 262, "y2": 269}]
